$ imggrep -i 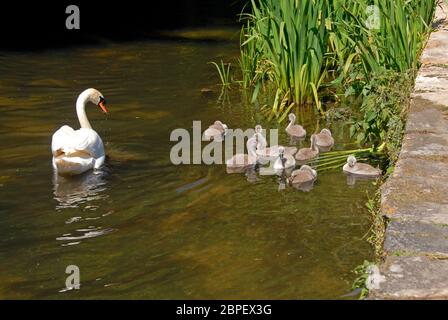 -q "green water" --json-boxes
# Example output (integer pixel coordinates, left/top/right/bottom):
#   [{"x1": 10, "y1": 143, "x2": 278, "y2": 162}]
[{"x1": 0, "y1": 39, "x2": 375, "y2": 299}]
